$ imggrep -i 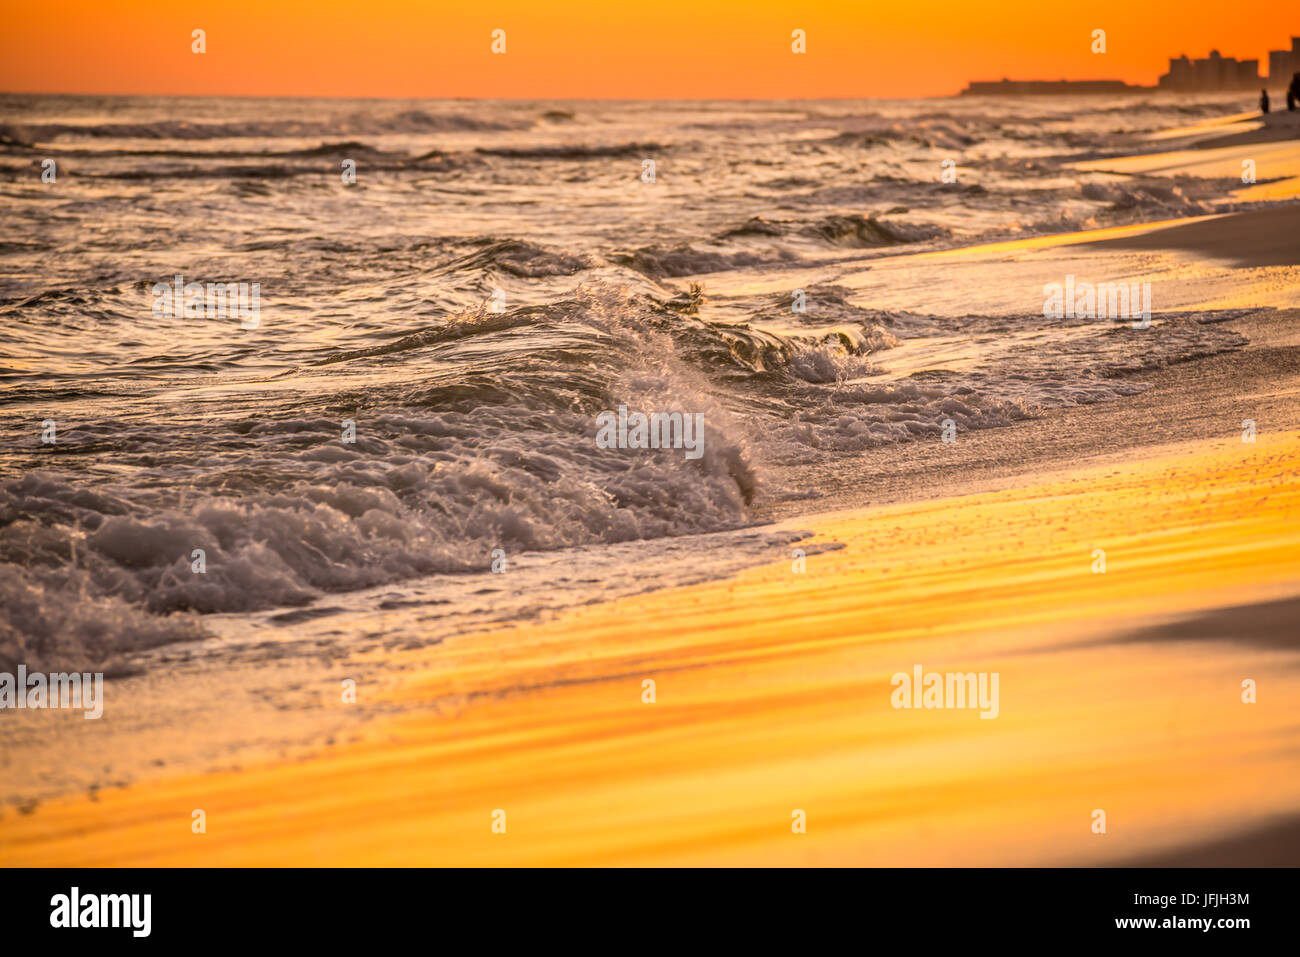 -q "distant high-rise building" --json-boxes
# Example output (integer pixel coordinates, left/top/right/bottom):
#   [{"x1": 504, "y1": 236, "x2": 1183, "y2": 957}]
[
  {"x1": 1266, "y1": 37, "x2": 1300, "y2": 86},
  {"x1": 1160, "y1": 46, "x2": 1261, "y2": 90},
  {"x1": 1163, "y1": 55, "x2": 1194, "y2": 88}
]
